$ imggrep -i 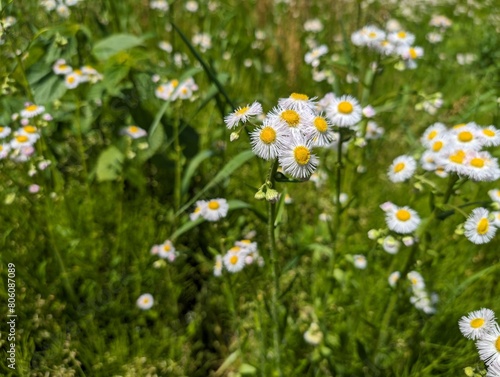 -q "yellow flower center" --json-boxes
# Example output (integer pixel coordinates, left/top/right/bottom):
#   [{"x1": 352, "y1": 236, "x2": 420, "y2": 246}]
[
  {"x1": 338, "y1": 101, "x2": 353, "y2": 114},
  {"x1": 368, "y1": 32, "x2": 377, "y2": 38},
  {"x1": 230, "y1": 246, "x2": 241, "y2": 253},
  {"x1": 290, "y1": 93, "x2": 308, "y2": 101},
  {"x1": 496, "y1": 336, "x2": 500, "y2": 352},
  {"x1": 16, "y1": 135, "x2": 29, "y2": 143},
  {"x1": 396, "y1": 209, "x2": 411, "y2": 221},
  {"x1": 409, "y1": 48, "x2": 417, "y2": 59},
  {"x1": 230, "y1": 255, "x2": 239, "y2": 265},
  {"x1": 477, "y1": 218, "x2": 489, "y2": 235},
  {"x1": 293, "y1": 146, "x2": 310, "y2": 165},
  {"x1": 397, "y1": 31, "x2": 407, "y2": 38},
  {"x1": 143, "y1": 298, "x2": 150, "y2": 304},
  {"x1": 158, "y1": 85, "x2": 164, "y2": 93},
  {"x1": 74, "y1": 69, "x2": 82, "y2": 75},
  {"x1": 394, "y1": 162, "x2": 405, "y2": 173},
  {"x1": 483, "y1": 129, "x2": 495, "y2": 137},
  {"x1": 470, "y1": 318, "x2": 485, "y2": 329},
  {"x1": 26, "y1": 105, "x2": 38, "y2": 112},
  {"x1": 260, "y1": 127, "x2": 276, "y2": 144},
  {"x1": 427, "y1": 130, "x2": 438, "y2": 140},
  {"x1": 194, "y1": 207, "x2": 201, "y2": 213},
  {"x1": 281, "y1": 110, "x2": 300, "y2": 127},
  {"x1": 458, "y1": 131, "x2": 473, "y2": 142},
  {"x1": 314, "y1": 117, "x2": 328, "y2": 132},
  {"x1": 23, "y1": 125, "x2": 36, "y2": 134},
  {"x1": 208, "y1": 200, "x2": 220, "y2": 210},
  {"x1": 432, "y1": 141, "x2": 443, "y2": 152},
  {"x1": 60, "y1": 64, "x2": 68, "y2": 69},
  {"x1": 470, "y1": 158, "x2": 485, "y2": 168},
  {"x1": 163, "y1": 244, "x2": 171, "y2": 251},
  {"x1": 171, "y1": 79, "x2": 179, "y2": 88},
  {"x1": 453, "y1": 123, "x2": 465, "y2": 129},
  {"x1": 129, "y1": 126, "x2": 139, "y2": 133},
  {"x1": 236, "y1": 106, "x2": 249, "y2": 115},
  {"x1": 68, "y1": 76, "x2": 76, "y2": 84},
  {"x1": 0, "y1": 127, "x2": 3, "y2": 132},
  {"x1": 241, "y1": 240, "x2": 251, "y2": 244},
  {"x1": 0, "y1": 146, "x2": 3, "y2": 151},
  {"x1": 449, "y1": 150, "x2": 465, "y2": 164}
]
